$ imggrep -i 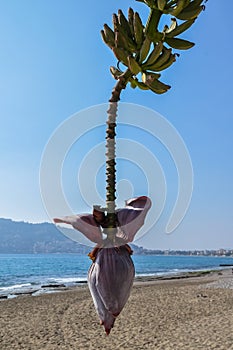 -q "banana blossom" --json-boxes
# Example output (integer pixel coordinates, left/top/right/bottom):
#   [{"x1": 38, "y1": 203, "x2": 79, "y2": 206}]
[{"x1": 54, "y1": 196, "x2": 151, "y2": 334}]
